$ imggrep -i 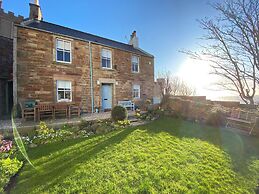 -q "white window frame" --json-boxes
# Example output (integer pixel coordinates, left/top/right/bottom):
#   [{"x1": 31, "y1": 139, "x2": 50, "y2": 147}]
[
  {"x1": 133, "y1": 84, "x2": 140, "y2": 99},
  {"x1": 56, "y1": 80, "x2": 72, "y2": 102},
  {"x1": 101, "y1": 48, "x2": 112, "y2": 69},
  {"x1": 56, "y1": 39, "x2": 72, "y2": 64},
  {"x1": 132, "y1": 55, "x2": 140, "y2": 73}
]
